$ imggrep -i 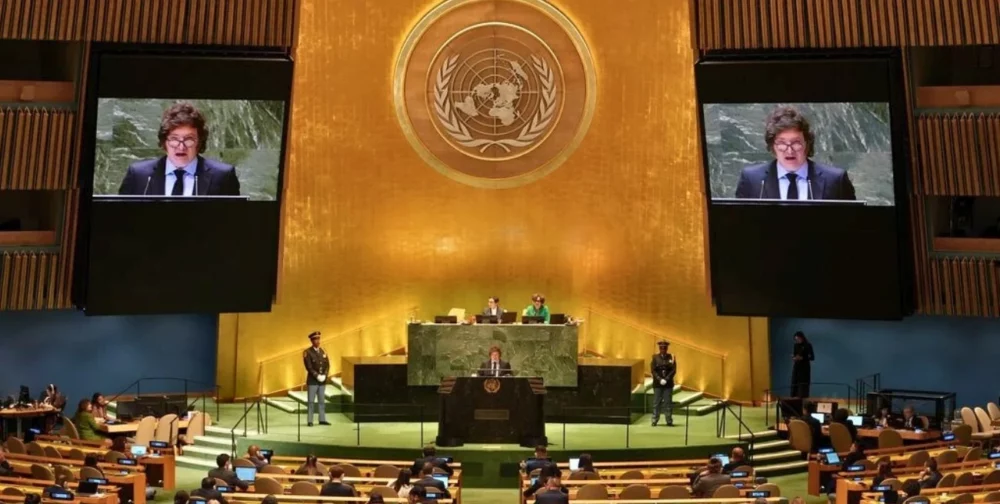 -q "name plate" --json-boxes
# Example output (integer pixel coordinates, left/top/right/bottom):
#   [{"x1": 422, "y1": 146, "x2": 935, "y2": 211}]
[{"x1": 474, "y1": 409, "x2": 510, "y2": 421}]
